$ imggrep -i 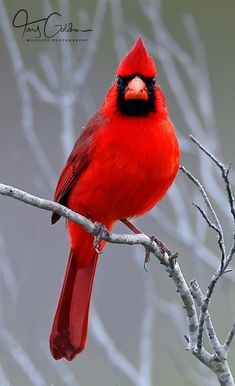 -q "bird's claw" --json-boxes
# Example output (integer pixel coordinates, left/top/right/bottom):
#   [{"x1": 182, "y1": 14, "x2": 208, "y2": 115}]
[
  {"x1": 93, "y1": 222, "x2": 109, "y2": 254},
  {"x1": 144, "y1": 249, "x2": 151, "y2": 272},
  {"x1": 144, "y1": 235, "x2": 169, "y2": 270},
  {"x1": 145, "y1": 235, "x2": 178, "y2": 267},
  {"x1": 149, "y1": 235, "x2": 172, "y2": 256}
]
